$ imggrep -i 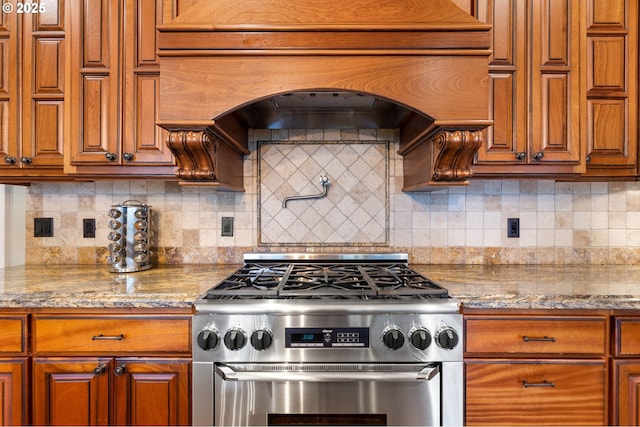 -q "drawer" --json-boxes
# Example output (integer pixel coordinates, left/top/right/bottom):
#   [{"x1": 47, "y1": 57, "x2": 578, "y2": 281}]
[
  {"x1": 615, "y1": 317, "x2": 640, "y2": 355},
  {"x1": 33, "y1": 315, "x2": 190, "y2": 354},
  {"x1": 464, "y1": 316, "x2": 606, "y2": 356},
  {"x1": 0, "y1": 317, "x2": 27, "y2": 353},
  {"x1": 465, "y1": 360, "x2": 606, "y2": 426}
]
